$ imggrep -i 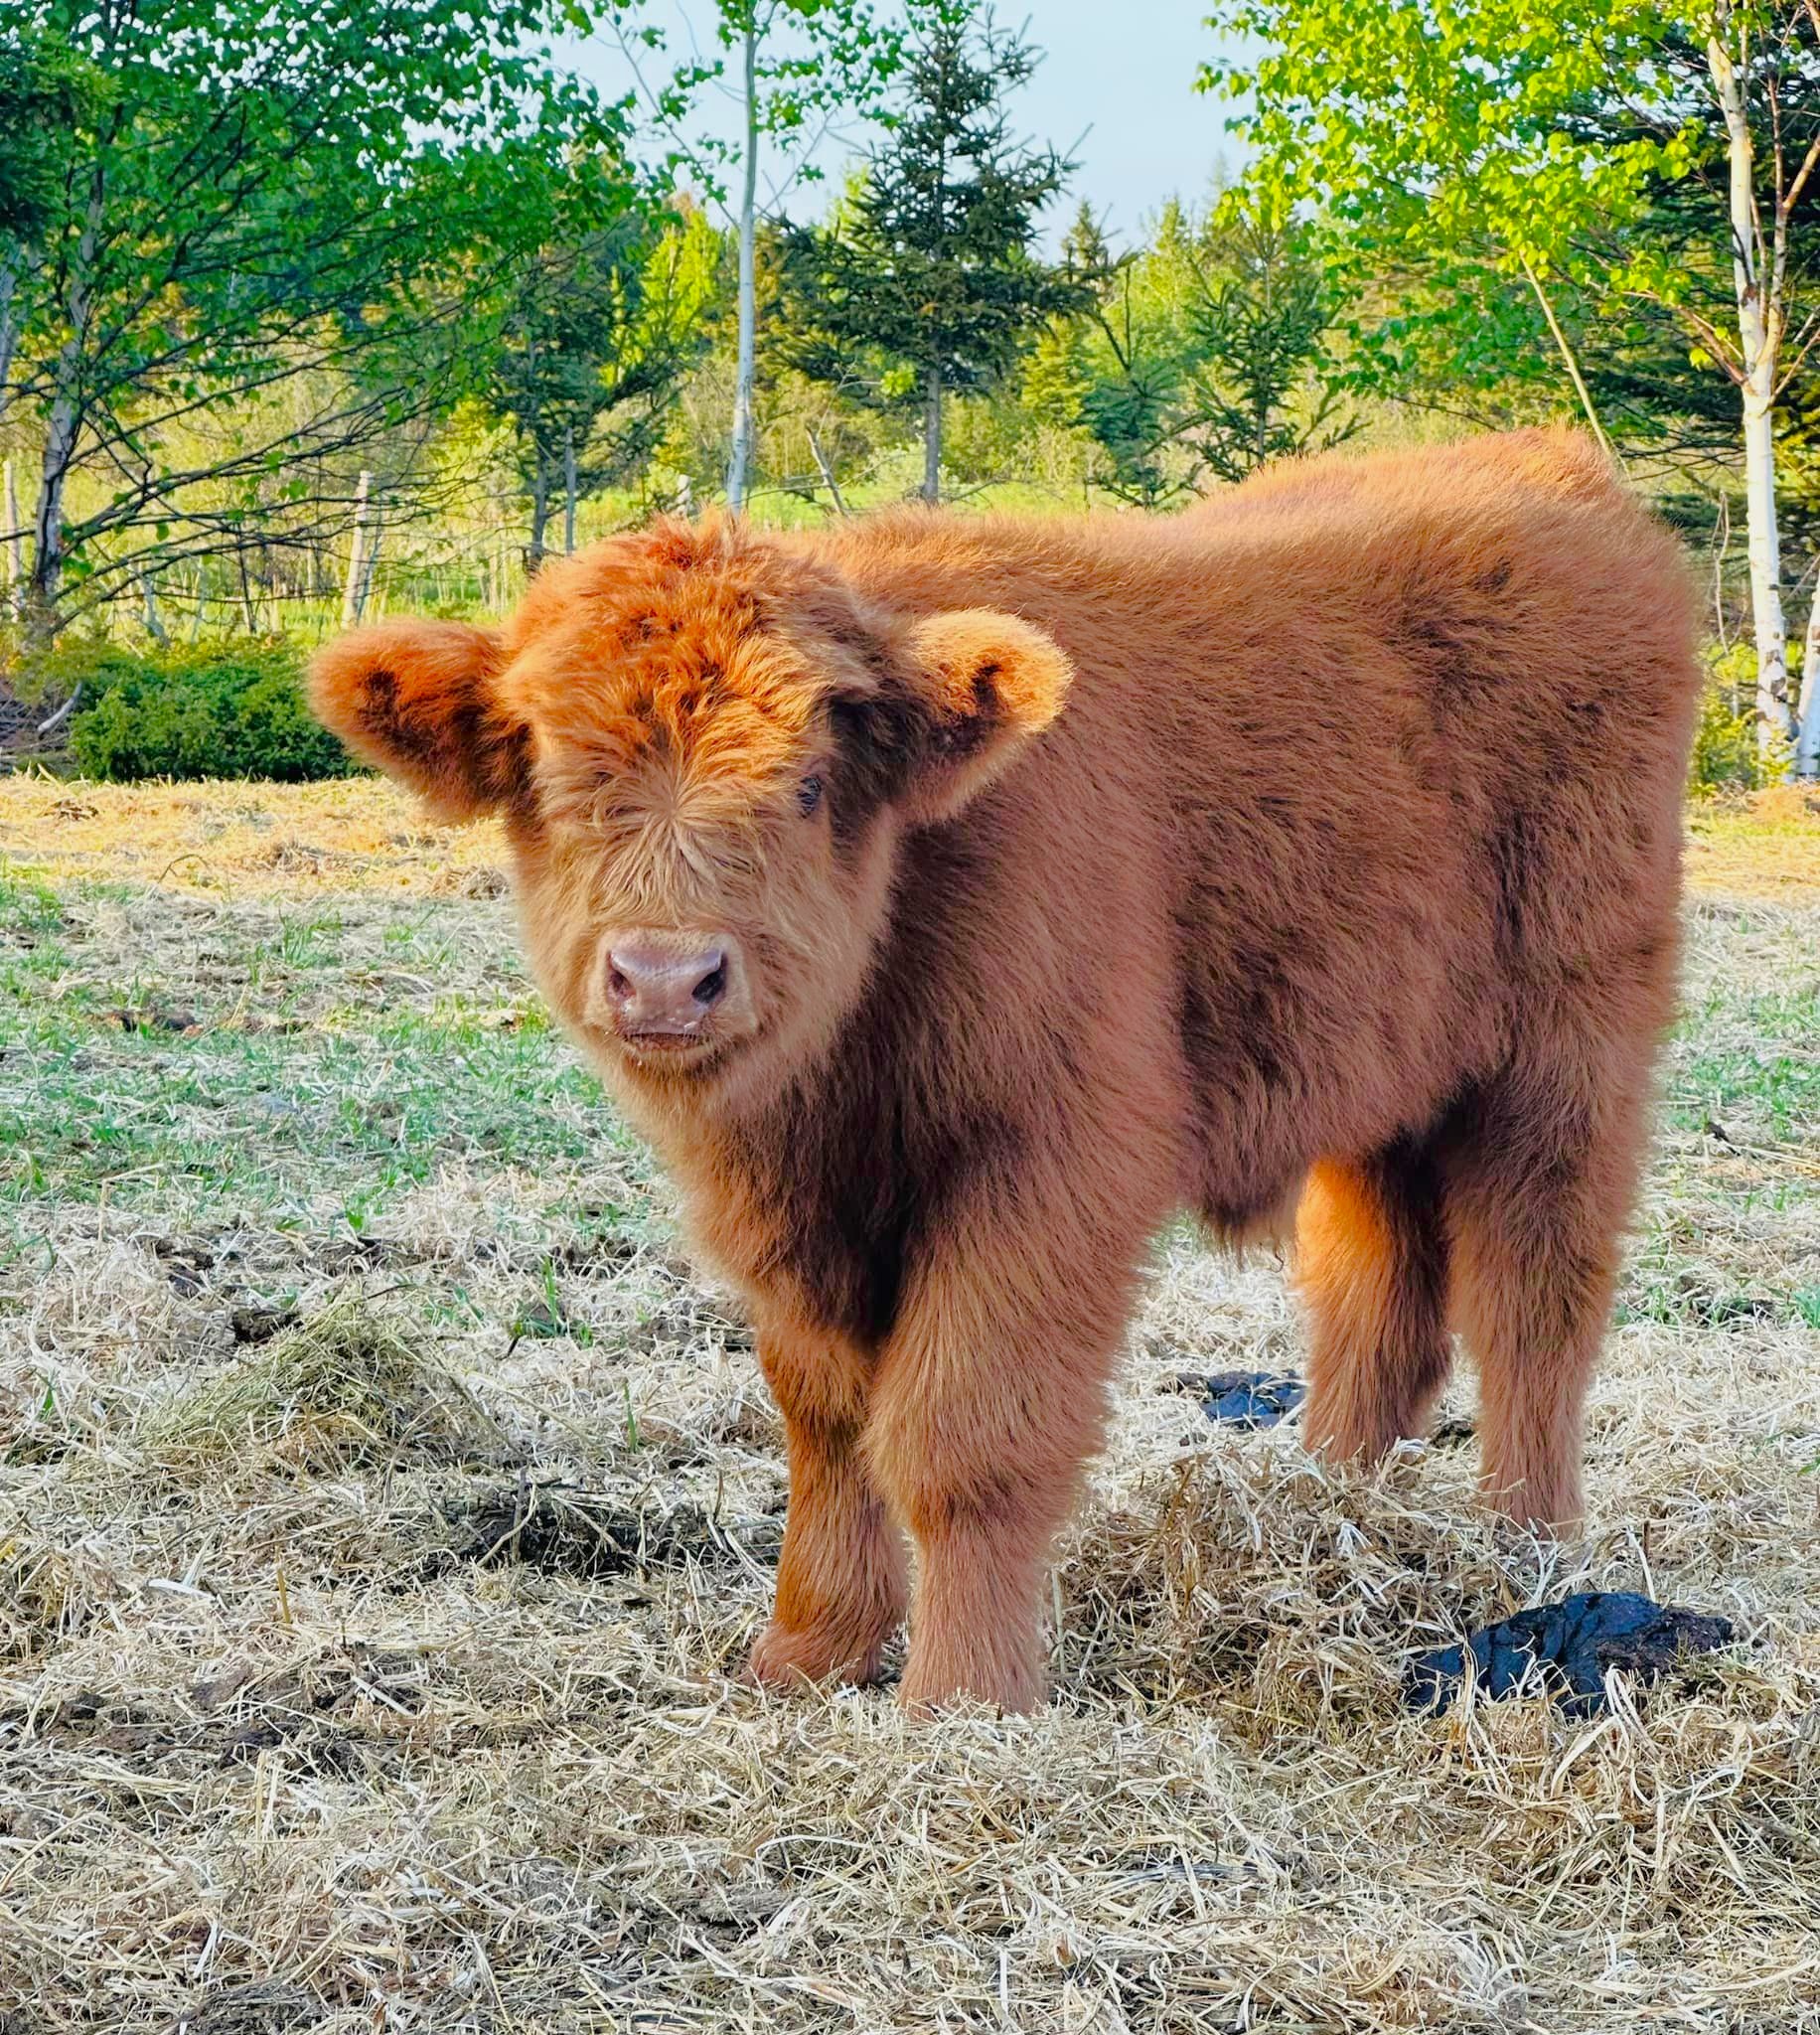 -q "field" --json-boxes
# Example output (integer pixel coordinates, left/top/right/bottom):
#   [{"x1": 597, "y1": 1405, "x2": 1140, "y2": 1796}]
[{"x1": 0, "y1": 776, "x2": 1817, "y2": 2034}]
